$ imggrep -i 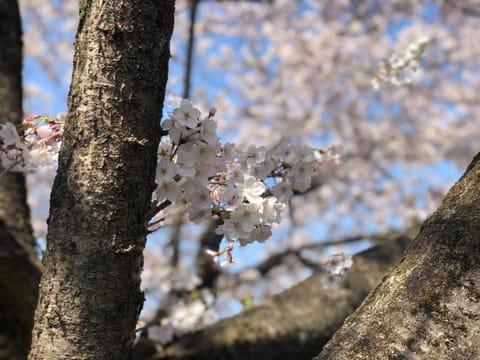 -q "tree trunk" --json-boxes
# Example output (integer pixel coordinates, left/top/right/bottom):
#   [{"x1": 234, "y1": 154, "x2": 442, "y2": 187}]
[
  {"x1": 158, "y1": 229, "x2": 416, "y2": 360},
  {"x1": 0, "y1": 223, "x2": 39, "y2": 360},
  {"x1": 316, "y1": 153, "x2": 480, "y2": 360},
  {"x1": 0, "y1": 1, "x2": 39, "y2": 359},
  {"x1": 29, "y1": 1, "x2": 174, "y2": 359}
]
